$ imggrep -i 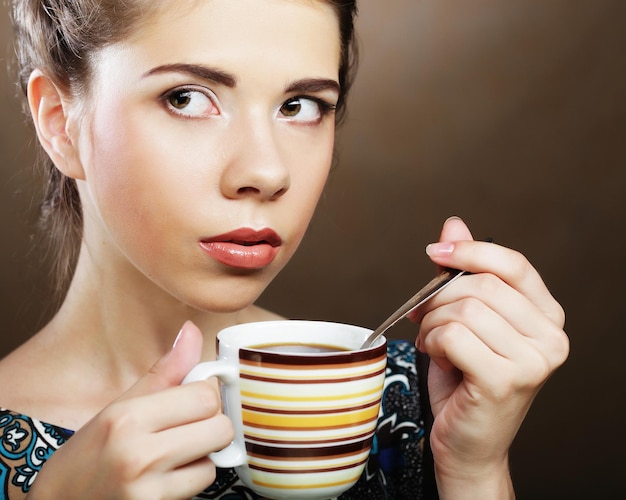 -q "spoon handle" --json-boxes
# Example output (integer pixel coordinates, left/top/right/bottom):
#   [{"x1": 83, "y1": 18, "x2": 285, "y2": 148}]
[{"x1": 361, "y1": 268, "x2": 467, "y2": 349}]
